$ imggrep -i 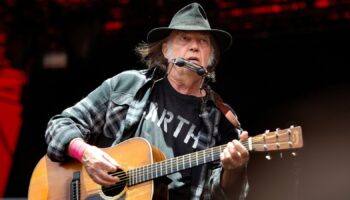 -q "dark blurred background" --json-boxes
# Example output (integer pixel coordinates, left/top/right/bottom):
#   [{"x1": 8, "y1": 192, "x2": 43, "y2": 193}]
[{"x1": 0, "y1": 0, "x2": 349, "y2": 199}]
